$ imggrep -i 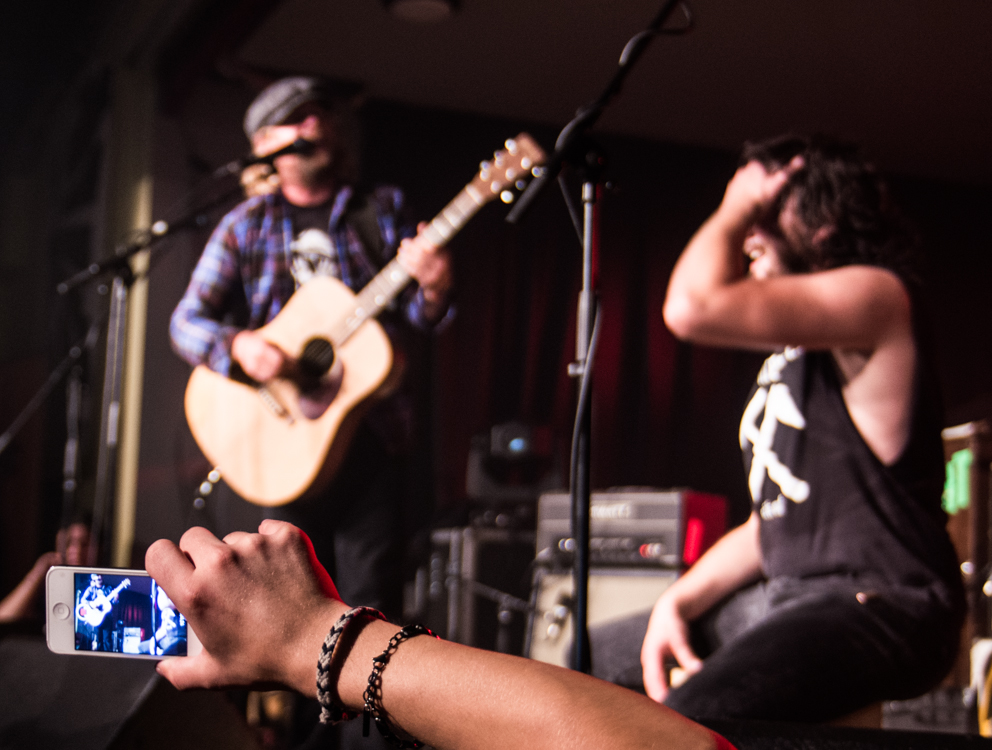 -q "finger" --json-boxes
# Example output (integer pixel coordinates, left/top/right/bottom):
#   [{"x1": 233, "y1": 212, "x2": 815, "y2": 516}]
[
  {"x1": 157, "y1": 653, "x2": 226, "y2": 691},
  {"x1": 222, "y1": 530, "x2": 253, "y2": 546},
  {"x1": 145, "y1": 539, "x2": 196, "y2": 609},
  {"x1": 667, "y1": 631, "x2": 704, "y2": 675},
  {"x1": 640, "y1": 644, "x2": 669, "y2": 703},
  {"x1": 258, "y1": 518, "x2": 298, "y2": 536},
  {"x1": 178, "y1": 525, "x2": 228, "y2": 561}
]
